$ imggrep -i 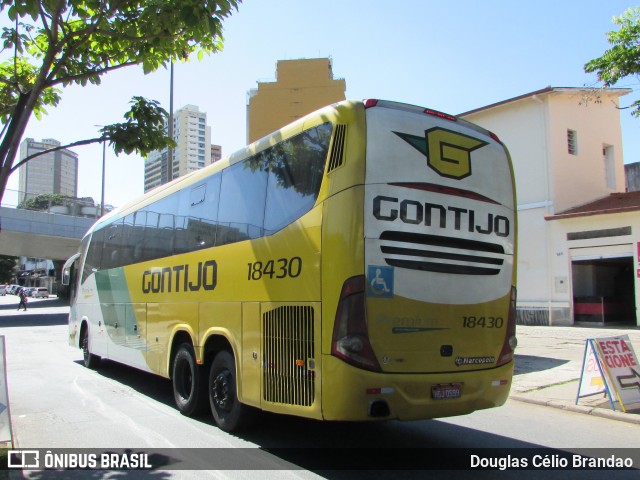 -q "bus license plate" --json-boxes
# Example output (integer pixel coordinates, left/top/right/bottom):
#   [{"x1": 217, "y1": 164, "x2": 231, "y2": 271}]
[{"x1": 431, "y1": 383, "x2": 462, "y2": 400}]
